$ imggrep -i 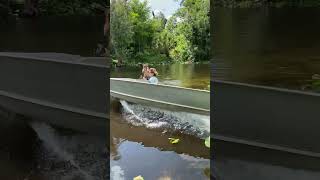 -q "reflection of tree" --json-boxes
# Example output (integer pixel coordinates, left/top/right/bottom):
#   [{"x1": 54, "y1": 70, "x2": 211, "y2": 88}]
[
  {"x1": 169, "y1": 64, "x2": 193, "y2": 82},
  {"x1": 95, "y1": 4, "x2": 110, "y2": 57},
  {"x1": 203, "y1": 167, "x2": 210, "y2": 179},
  {"x1": 21, "y1": 0, "x2": 39, "y2": 17},
  {"x1": 0, "y1": 0, "x2": 10, "y2": 23},
  {"x1": 110, "y1": 137, "x2": 124, "y2": 160},
  {"x1": 158, "y1": 176, "x2": 173, "y2": 180}
]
